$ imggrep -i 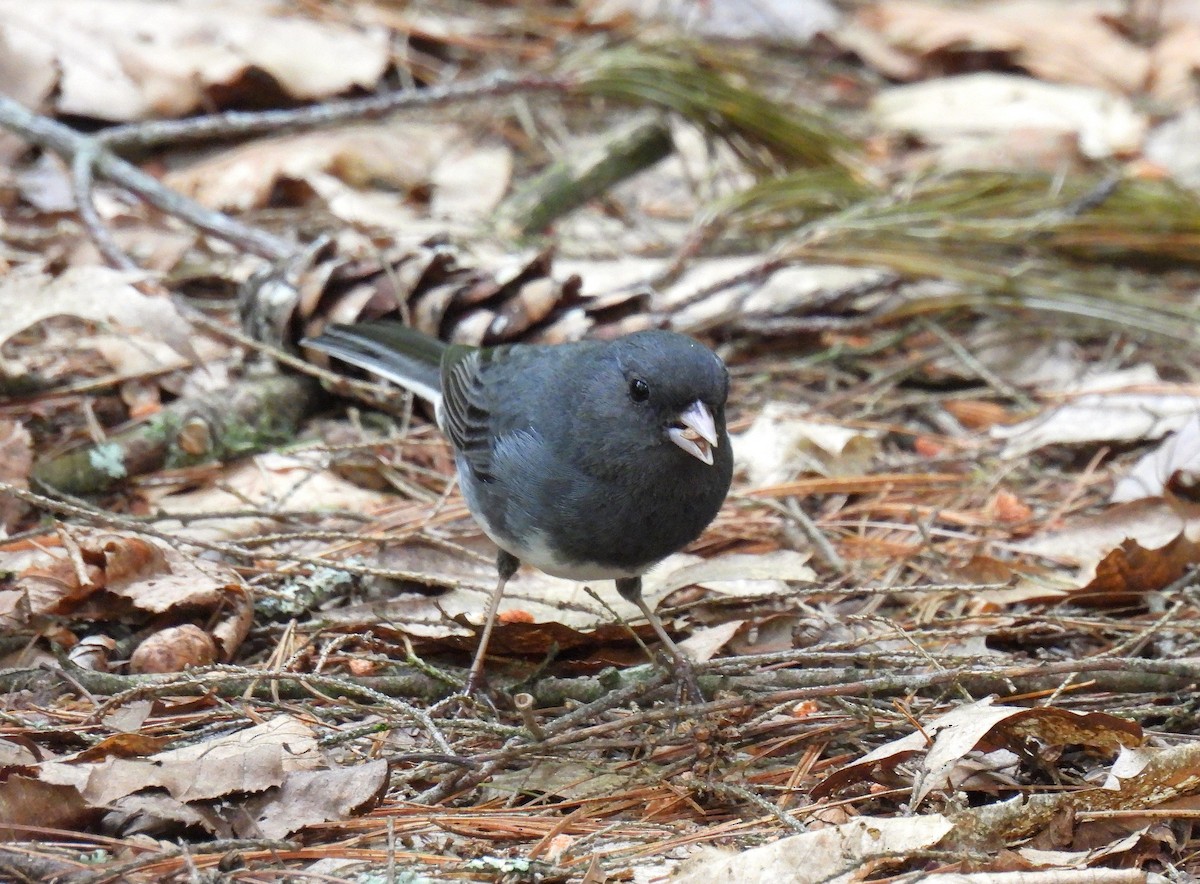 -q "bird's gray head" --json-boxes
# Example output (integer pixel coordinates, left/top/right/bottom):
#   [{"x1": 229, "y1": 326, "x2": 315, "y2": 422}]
[{"x1": 579, "y1": 329, "x2": 730, "y2": 468}]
